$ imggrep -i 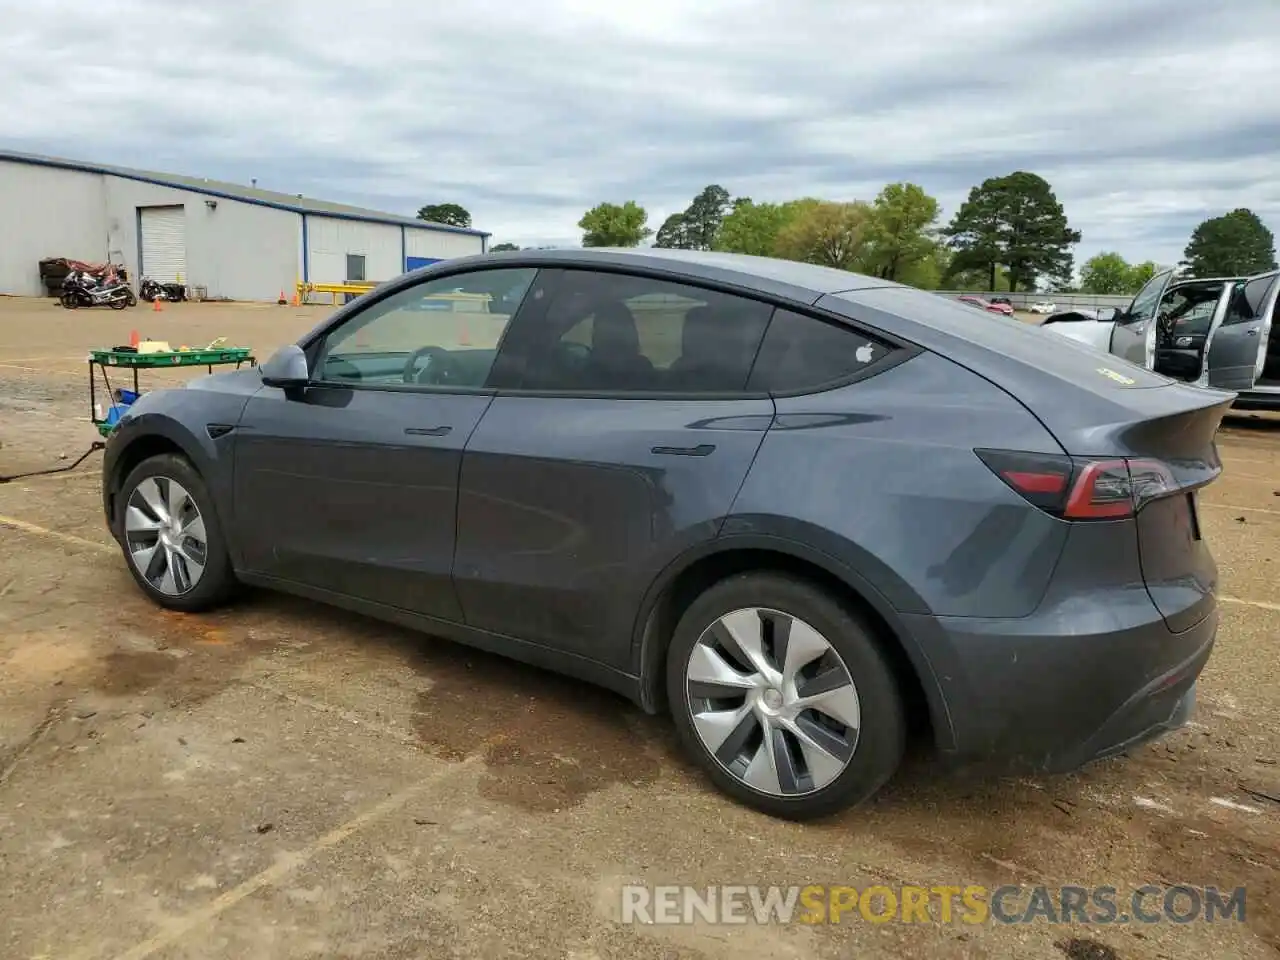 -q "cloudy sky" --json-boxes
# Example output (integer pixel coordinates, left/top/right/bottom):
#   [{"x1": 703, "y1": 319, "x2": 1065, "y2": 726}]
[{"x1": 3, "y1": 0, "x2": 1278, "y2": 266}]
